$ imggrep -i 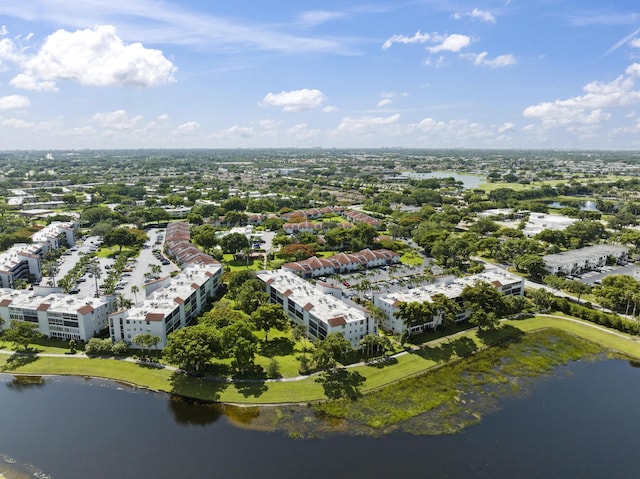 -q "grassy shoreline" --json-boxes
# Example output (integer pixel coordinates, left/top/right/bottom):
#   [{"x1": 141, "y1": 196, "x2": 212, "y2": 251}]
[{"x1": 2, "y1": 314, "x2": 640, "y2": 405}]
